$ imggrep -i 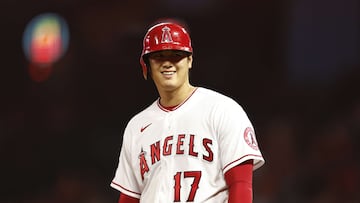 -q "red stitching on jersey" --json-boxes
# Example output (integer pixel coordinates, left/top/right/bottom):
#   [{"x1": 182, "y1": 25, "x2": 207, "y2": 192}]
[
  {"x1": 222, "y1": 154, "x2": 263, "y2": 172},
  {"x1": 111, "y1": 181, "x2": 141, "y2": 195}
]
